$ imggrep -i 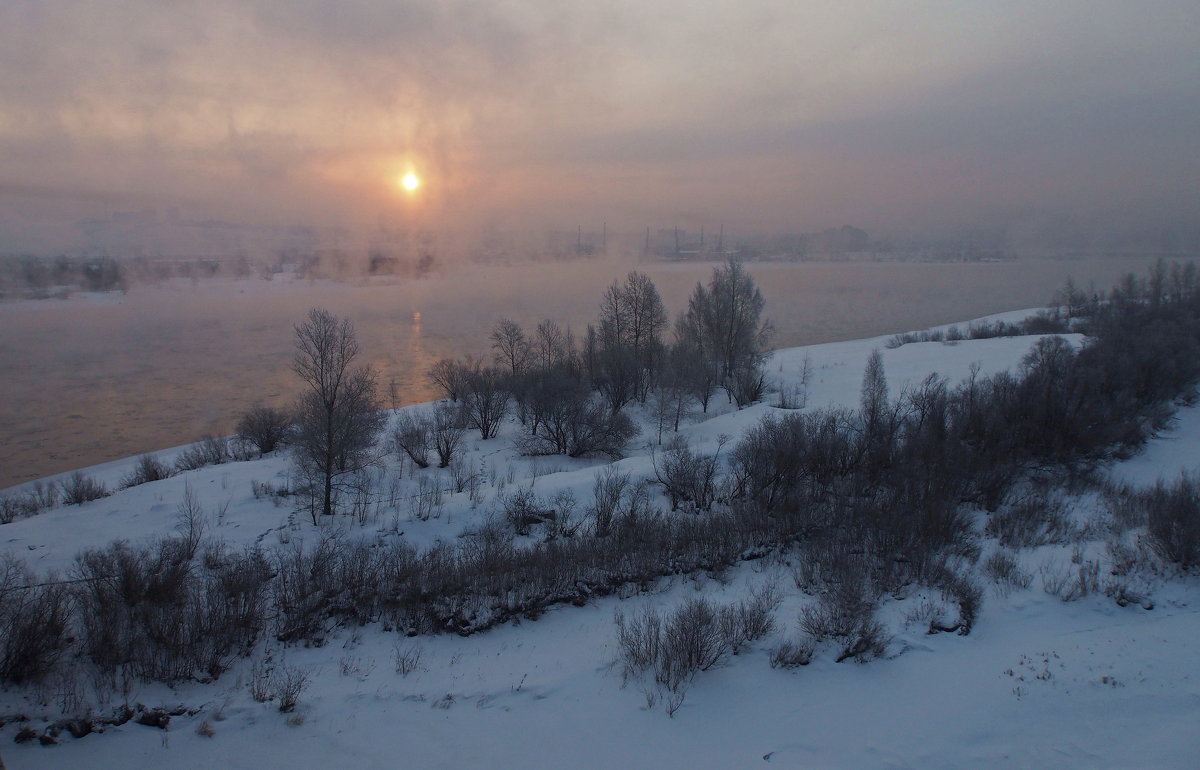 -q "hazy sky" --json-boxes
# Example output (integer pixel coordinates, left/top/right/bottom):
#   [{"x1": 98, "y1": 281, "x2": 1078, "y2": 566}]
[{"x1": 1, "y1": 0, "x2": 1197, "y2": 251}]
